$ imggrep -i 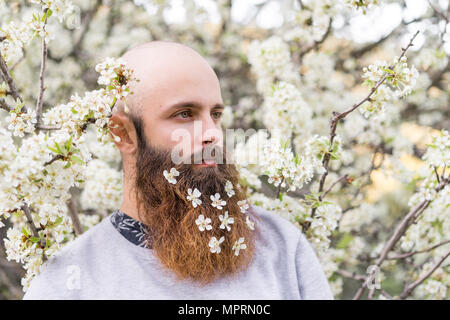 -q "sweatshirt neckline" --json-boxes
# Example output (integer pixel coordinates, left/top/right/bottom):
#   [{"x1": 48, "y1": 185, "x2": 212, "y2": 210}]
[
  {"x1": 110, "y1": 209, "x2": 152, "y2": 248},
  {"x1": 106, "y1": 212, "x2": 156, "y2": 260}
]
